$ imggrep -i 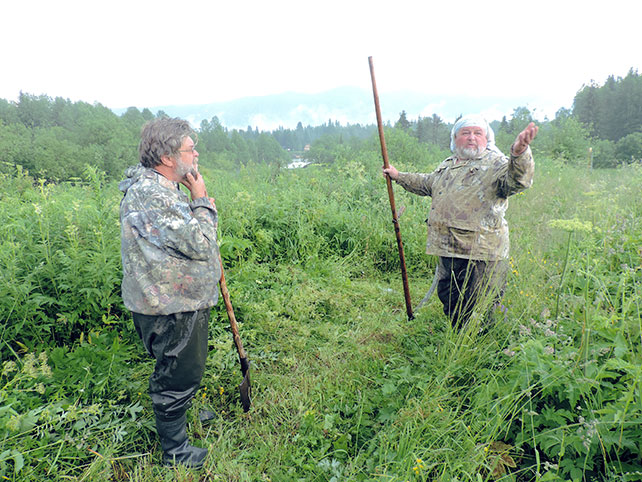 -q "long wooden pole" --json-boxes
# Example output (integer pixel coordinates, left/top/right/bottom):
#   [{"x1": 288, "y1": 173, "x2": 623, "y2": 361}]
[{"x1": 368, "y1": 56, "x2": 414, "y2": 320}]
